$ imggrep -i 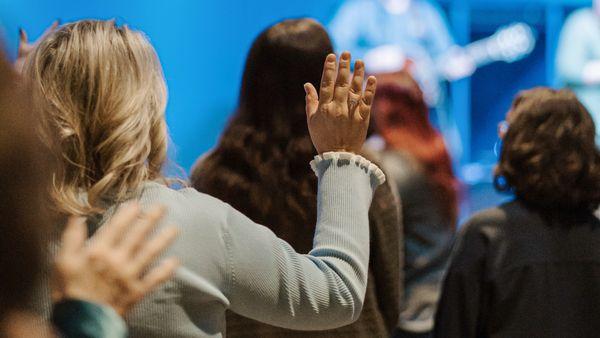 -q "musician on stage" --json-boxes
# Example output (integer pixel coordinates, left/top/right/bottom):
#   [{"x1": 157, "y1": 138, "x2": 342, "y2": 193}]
[
  {"x1": 329, "y1": 0, "x2": 474, "y2": 162},
  {"x1": 556, "y1": 0, "x2": 600, "y2": 145},
  {"x1": 330, "y1": 0, "x2": 475, "y2": 102}
]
